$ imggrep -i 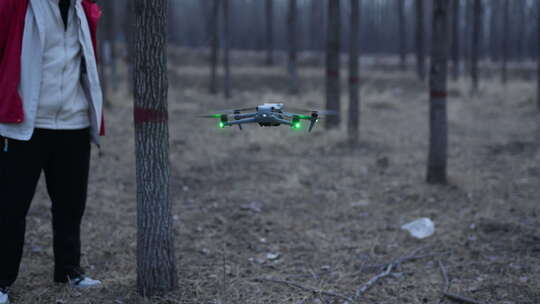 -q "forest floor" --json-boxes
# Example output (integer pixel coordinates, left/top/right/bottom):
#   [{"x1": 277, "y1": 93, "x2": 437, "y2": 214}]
[{"x1": 11, "y1": 50, "x2": 540, "y2": 304}]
